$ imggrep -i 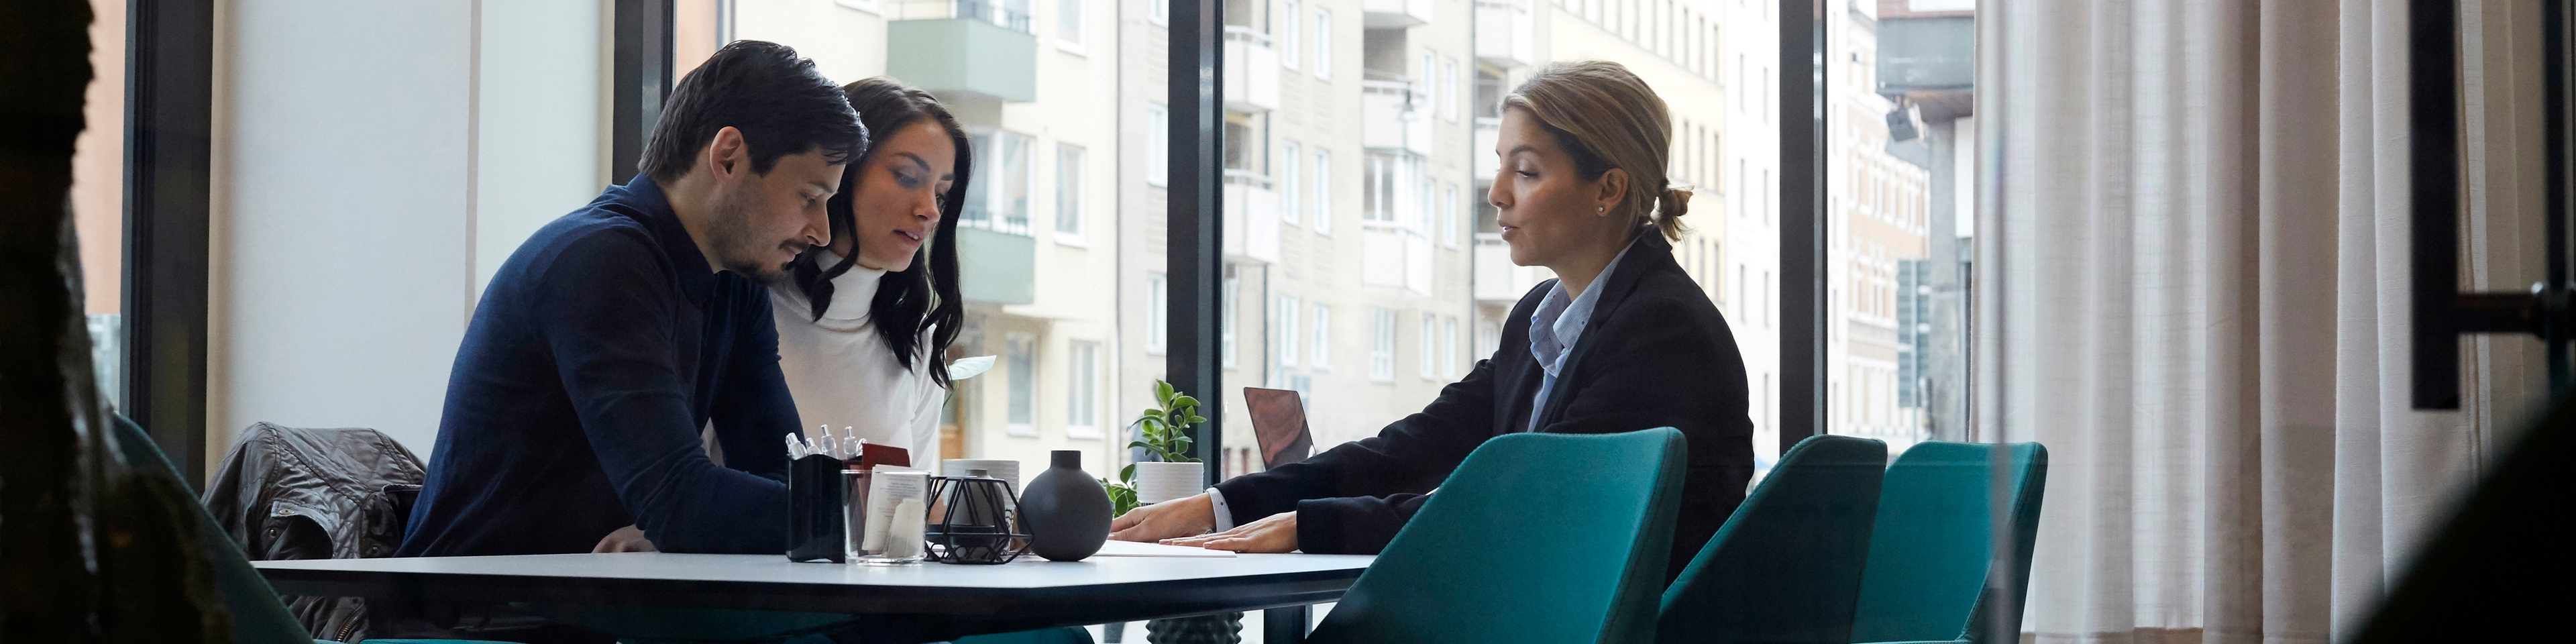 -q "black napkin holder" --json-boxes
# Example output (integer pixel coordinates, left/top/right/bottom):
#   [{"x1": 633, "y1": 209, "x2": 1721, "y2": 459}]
[{"x1": 786, "y1": 453, "x2": 847, "y2": 562}]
